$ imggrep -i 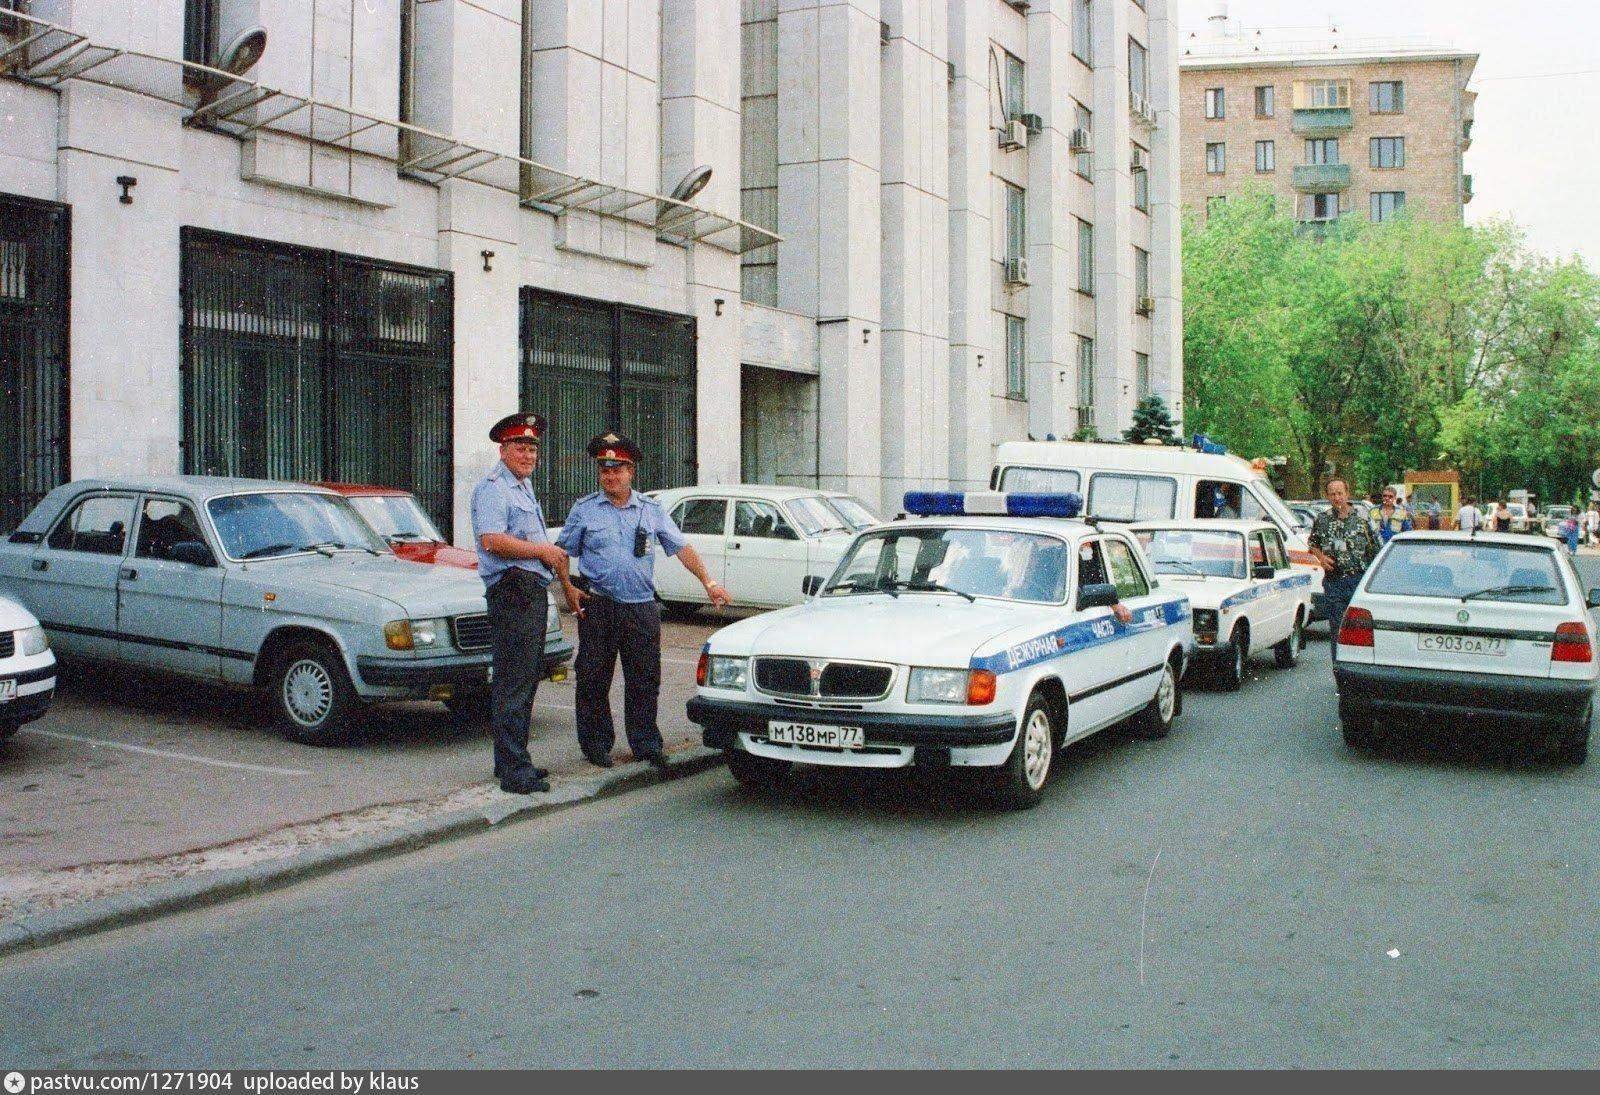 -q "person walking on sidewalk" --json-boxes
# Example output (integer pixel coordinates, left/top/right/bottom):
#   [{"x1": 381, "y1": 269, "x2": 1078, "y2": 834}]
[
  {"x1": 471, "y1": 412, "x2": 572, "y2": 795},
  {"x1": 557, "y1": 433, "x2": 732, "y2": 771},
  {"x1": 1308, "y1": 478, "x2": 1379, "y2": 662}
]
